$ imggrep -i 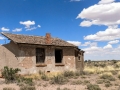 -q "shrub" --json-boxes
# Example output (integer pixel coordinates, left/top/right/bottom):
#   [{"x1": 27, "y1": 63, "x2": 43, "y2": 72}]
[
  {"x1": 111, "y1": 70, "x2": 118, "y2": 75},
  {"x1": 3, "y1": 87, "x2": 16, "y2": 90},
  {"x1": 118, "y1": 74, "x2": 120, "y2": 79},
  {"x1": 22, "y1": 78, "x2": 33, "y2": 86},
  {"x1": 104, "y1": 79, "x2": 110, "y2": 83},
  {"x1": 50, "y1": 74, "x2": 68, "y2": 85},
  {"x1": 63, "y1": 71, "x2": 74, "y2": 78},
  {"x1": 17, "y1": 77, "x2": 34, "y2": 86},
  {"x1": 74, "y1": 71, "x2": 80, "y2": 76},
  {"x1": 2, "y1": 66, "x2": 21, "y2": 83},
  {"x1": 71, "y1": 80, "x2": 82, "y2": 85},
  {"x1": 87, "y1": 84, "x2": 101, "y2": 90},
  {"x1": 41, "y1": 73, "x2": 49, "y2": 81},
  {"x1": 112, "y1": 60, "x2": 117, "y2": 64},
  {"x1": 99, "y1": 63, "x2": 106, "y2": 67},
  {"x1": 39, "y1": 71, "x2": 50, "y2": 81},
  {"x1": 100, "y1": 73, "x2": 115, "y2": 81},
  {"x1": 105, "y1": 83, "x2": 112, "y2": 87},
  {"x1": 80, "y1": 71, "x2": 89, "y2": 75},
  {"x1": 96, "y1": 80, "x2": 104, "y2": 84},
  {"x1": 83, "y1": 80, "x2": 90, "y2": 85},
  {"x1": 88, "y1": 60, "x2": 91, "y2": 63},
  {"x1": 20, "y1": 85, "x2": 36, "y2": 90},
  {"x1": 62, "y1": 87, "x2": 70, "y2": 90}
]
